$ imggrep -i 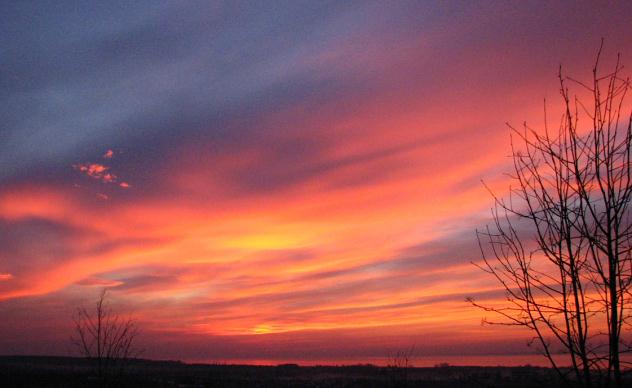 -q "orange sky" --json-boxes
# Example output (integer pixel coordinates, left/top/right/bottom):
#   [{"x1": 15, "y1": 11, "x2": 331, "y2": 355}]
[{"x1": 1, "y1": 1, "x2": 632, "y2": 365}]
